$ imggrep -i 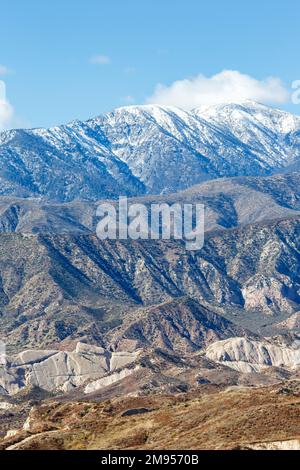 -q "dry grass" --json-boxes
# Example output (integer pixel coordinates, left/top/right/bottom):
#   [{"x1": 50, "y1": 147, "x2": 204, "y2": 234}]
[{"x1": 2, "y1": 381, "x2": 300, "y2": 450}]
